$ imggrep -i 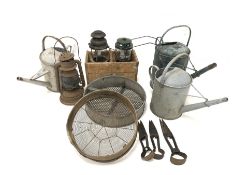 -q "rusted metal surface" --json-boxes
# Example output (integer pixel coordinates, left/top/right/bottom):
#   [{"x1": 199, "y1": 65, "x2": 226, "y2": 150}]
[
  {"x1": 149, "y1": 120, "x2": 165, "y2": 160},
  {"x1": 138, "y1": 121, "x2": 154, "y2": 161},
  {"x1": 159, "y1": 119, "x2": 187, "y2": 165},
  {"x1": 58, "y1": 52, "x2": 85, "y2": 105}
]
